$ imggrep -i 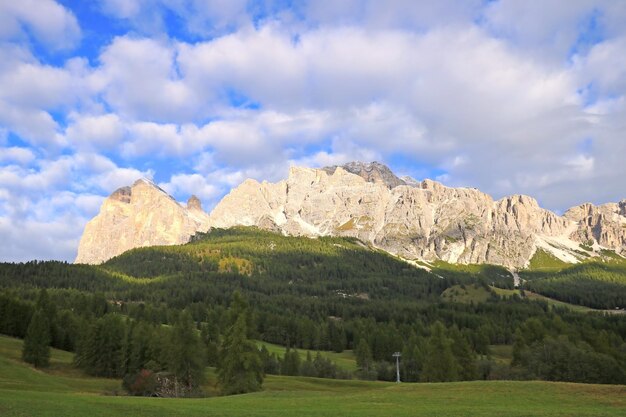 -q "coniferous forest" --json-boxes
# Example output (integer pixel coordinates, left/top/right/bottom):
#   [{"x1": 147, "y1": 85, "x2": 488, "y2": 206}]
[{"x1": 1, "y1": 227, "x2": 625, "y2": 396}]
